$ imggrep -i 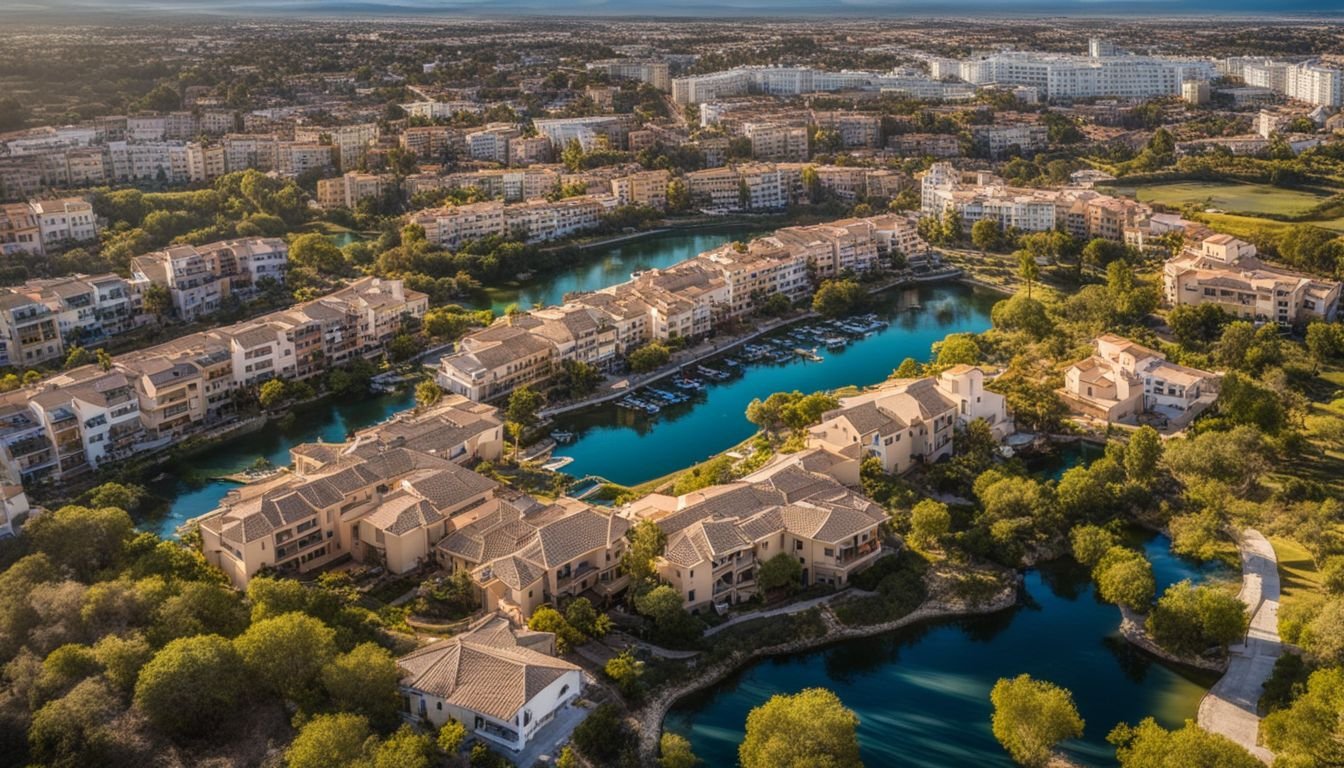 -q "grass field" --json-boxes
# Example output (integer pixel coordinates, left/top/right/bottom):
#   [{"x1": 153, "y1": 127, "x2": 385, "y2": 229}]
[
  {"x1": 1103, "y1": 181, "x2": 1330, "y2": 218},
  {"x1": 1269, "y1": 536, "x2": 1323, "y2": 617}
]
